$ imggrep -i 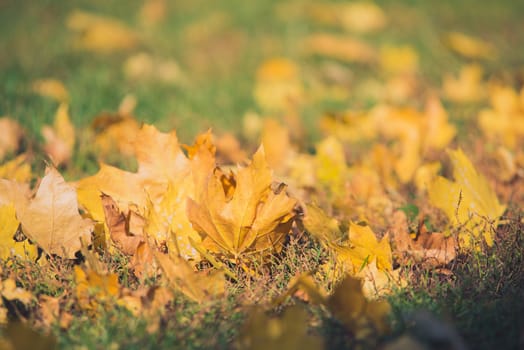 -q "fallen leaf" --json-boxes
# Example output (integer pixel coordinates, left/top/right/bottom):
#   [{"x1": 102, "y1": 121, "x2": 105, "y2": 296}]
[
  {"x1": 380, "y1": 45, "x2": 418, "y2": 74},
  {"x1": 428, "y1": 149, "x2": 506, "y2": 248},
  {"x1": 187, "y1": 146, "x2": 297, "y2": 262},
  {"x1": 101, "y1": 194, "x2": 144, "y2": 255},
  {"x1": 41, "y1": 103, "x2": 75, "y2": 166},
  {"x1": 478, "y1": 85, "x2": 524, "y2": 149},
  {"x1": 307, "y1": 2, "x2": 386, "y2": 33},
  {"x1": 443, "y1": 32, "x2": 494, "y2": 59},
  {"x1": 0, "y1": 204, "x2": 38, "y2": 261},
  {"x1": 18, "y1": 167, "x2": 93, "y2": 259},
  {"x1": 346, "y1": 222, "x2": 392, "y2": 272},
  {"x1": 67, "y1": 10, "x2": 139, "y2": 53},
  {"x1": 254, "y1": 58, "x2": 303, "y2": 111},
  {"x1": 238, "y1": 305, "x2": 323, "y2": 350},
  {"x1": 0, "y1": 154, "x2": 32, "y2": 183},
  {"x1": 303, "y1": 33, "x2": 377, "y2": 64},
  {"x1": 31, "y1": 79, "x2": 69, "y2": 102},
  {"x1": 0, "y1": 117, "x2": 23, "y2": 161},
  {"x1": 155, "y1": 251, "x2": 224, "y2": 303},
  {"x1": 1, "y1": 278, "x2": 34, "y2": 305},
  {"x1": 74, "y1": 265, "x2": 120, "y2": 312},
  {"x1": 327, "y1": 275, "x2": 391, "y2": 338},
  {"x1": 390, "y1": 210, "x2": 456, "y2": 267},
  {"x1": 302, "y1": 204, "x2": 345, "y2": 245},
  {"x1": 92, "y1": 112, "x2": 142, "y2": 158},
  {"x1": 443, "y1": 64, "x2": 485, "y2": 103}
]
